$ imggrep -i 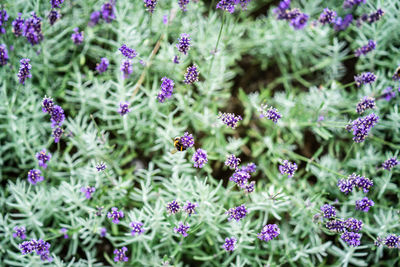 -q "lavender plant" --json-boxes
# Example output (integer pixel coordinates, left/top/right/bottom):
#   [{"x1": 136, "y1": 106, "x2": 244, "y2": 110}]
[{"x1": 1, "y1": 0, "x2": 400, "y2": 266}]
